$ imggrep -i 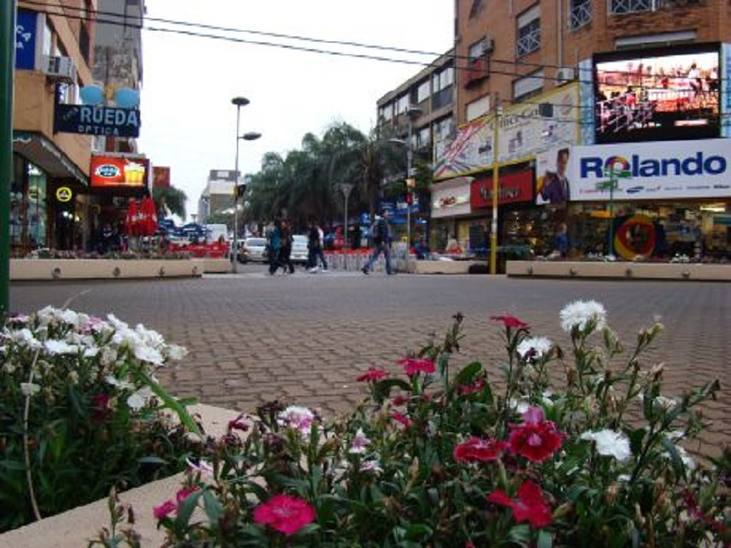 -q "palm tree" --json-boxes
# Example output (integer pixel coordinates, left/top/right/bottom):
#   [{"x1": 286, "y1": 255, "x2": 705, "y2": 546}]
[{"x1": 153, "y1": 186, "x2": 187, "y2": 220}]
